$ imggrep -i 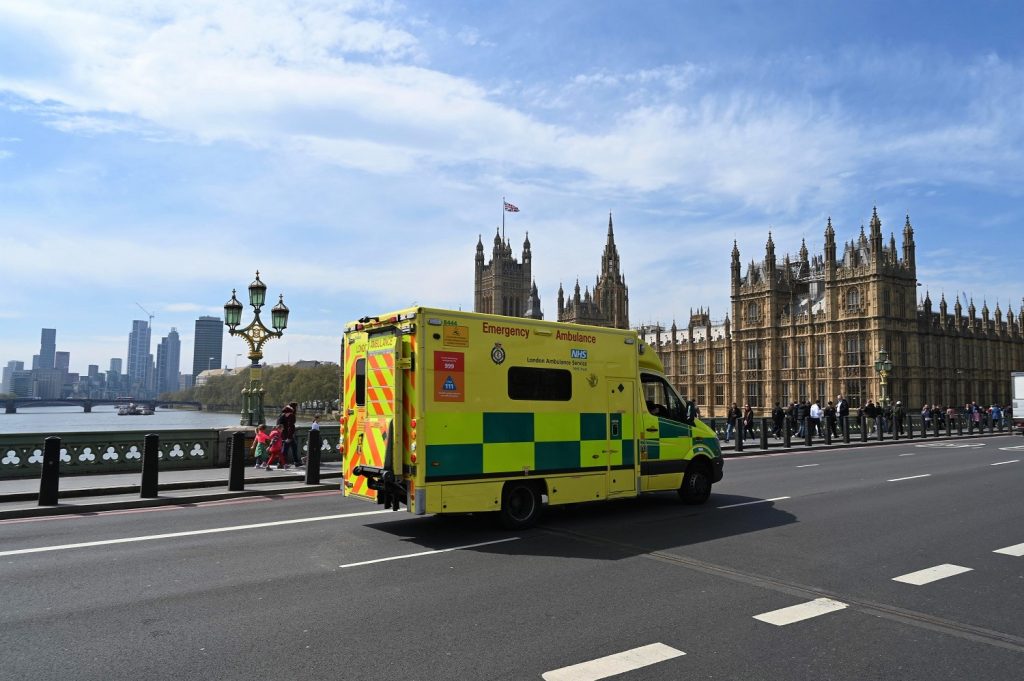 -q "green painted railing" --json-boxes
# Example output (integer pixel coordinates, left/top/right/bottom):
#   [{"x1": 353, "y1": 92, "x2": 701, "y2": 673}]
[{"x1": 0, "y1": 425, "x2": 341, "y2": 479}]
